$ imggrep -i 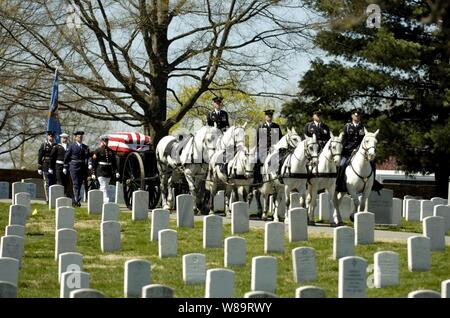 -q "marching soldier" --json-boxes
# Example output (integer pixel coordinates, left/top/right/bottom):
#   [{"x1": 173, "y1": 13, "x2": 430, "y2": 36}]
[
  {"x1": 64, "y1": 131, "x2": 90, "y2": 207},
  {"x1": 304, "y1": 109, "x2": 330, "y2": 151},
  {"x1": 207, "y1": 96, "x2": 229, "y2": 131},
  {"x1": 38, "y1": 131, "x2": 56, "y2": 201},
  {"x1": 50, "y1": 133, "x2": 70, "y2": 196},
  {"x1": 89, "y1": 135, "x2": 119, "y2": 203}
]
